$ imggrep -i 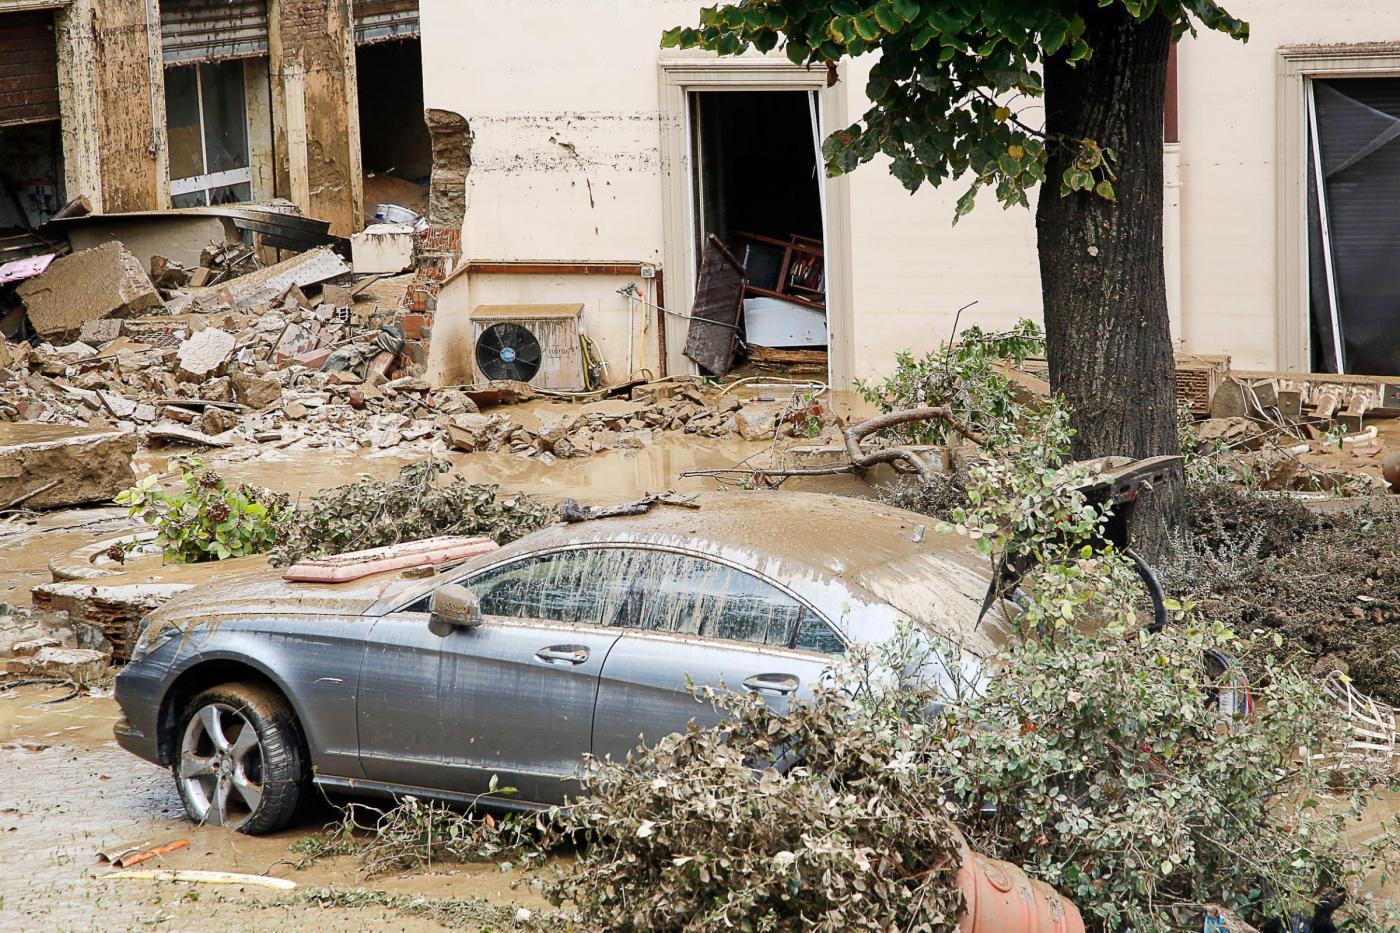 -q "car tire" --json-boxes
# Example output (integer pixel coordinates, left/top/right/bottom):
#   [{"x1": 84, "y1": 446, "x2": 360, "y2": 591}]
[{"x1": 175, "y1": 682, "x2": 304, "y2": 835}]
